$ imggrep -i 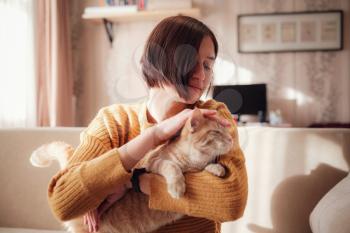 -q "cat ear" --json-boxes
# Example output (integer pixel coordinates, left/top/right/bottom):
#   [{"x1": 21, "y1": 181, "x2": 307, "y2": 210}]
[{"x1": 189, "y1": 108, "x2": 204, "y2": 132}]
